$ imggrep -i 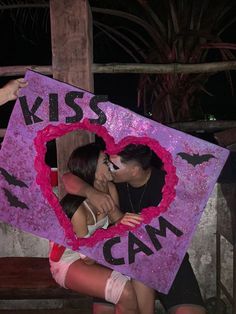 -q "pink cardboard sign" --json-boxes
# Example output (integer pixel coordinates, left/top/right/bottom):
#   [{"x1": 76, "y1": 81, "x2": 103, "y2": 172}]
[{"x1": 0, "y1": 70, "x2": 229, "y2": 293}]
